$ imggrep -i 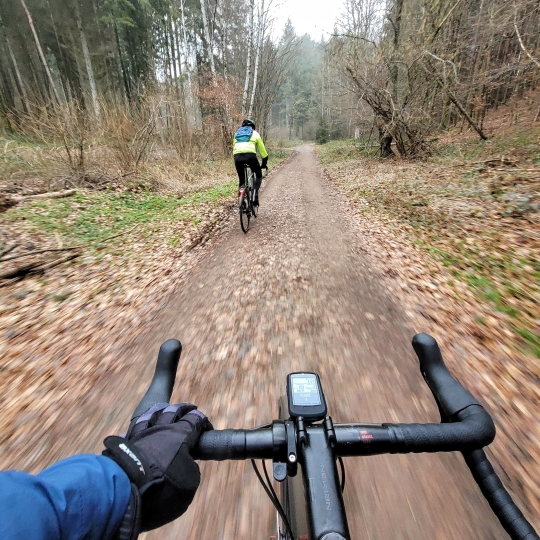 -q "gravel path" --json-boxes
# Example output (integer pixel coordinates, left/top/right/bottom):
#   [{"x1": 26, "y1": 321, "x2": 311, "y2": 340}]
[{"x1": 133, "y1": 146, "x2": 504, "y2": 539}]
